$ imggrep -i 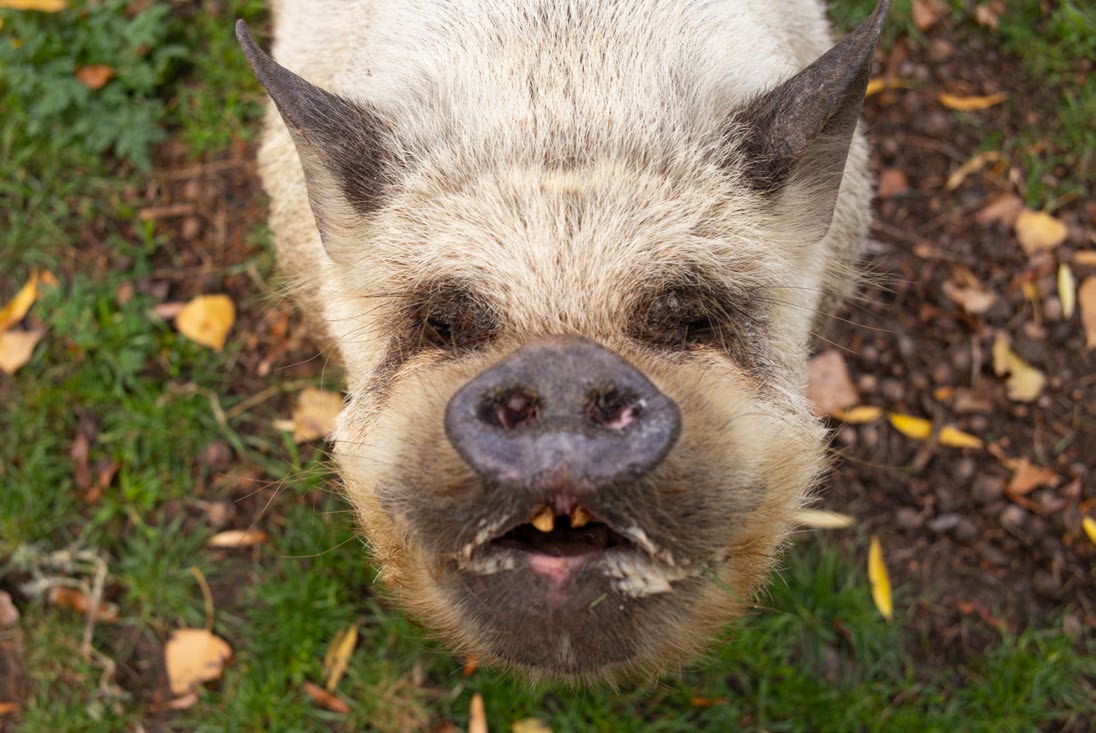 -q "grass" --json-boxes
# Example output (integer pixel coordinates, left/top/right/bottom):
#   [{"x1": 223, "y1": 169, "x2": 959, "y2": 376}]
[{"x1": 1, "y1": 1, "x2": 1093, "y2": 731}]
